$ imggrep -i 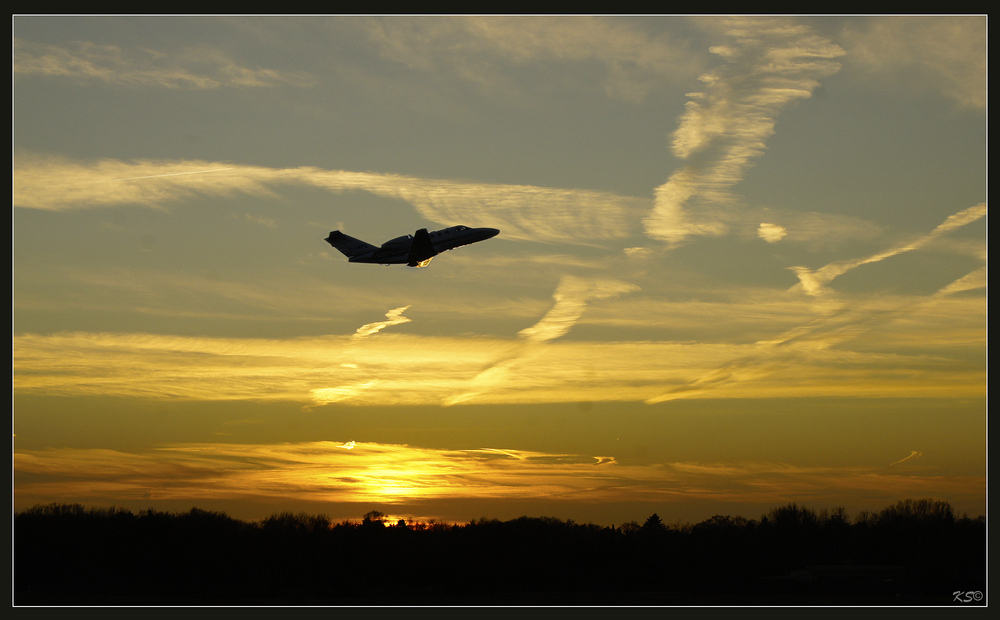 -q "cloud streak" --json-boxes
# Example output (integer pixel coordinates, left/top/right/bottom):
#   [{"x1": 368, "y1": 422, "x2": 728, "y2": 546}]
[
  {"x1": 445, "y1": 275, "x2": 638, "y2": 405},
  {"x1": 14, "y1": 297, "x2": 984, "y2": 409},
  {"x1": 13, "y1": 154, "x2": 647, "y2": 246},
  {"x1": 645, "y1": 263, "x2": 986, "y2": 404},
  {"x1": 789, "y1": 203, "x2": 986, "y2": 298},
  {"x1": 889, "y1": 451, "x2": 923, "y2": 466},
  {"x1": 837, "y1": 16, "x2": 986, "y2": 110},
  {"x1": 13, "y1": 195, "x2": 984, "y2": 409},
  {"x1": 643, "y1": 204, "x2": 986, "y2": 404},
  {"x1": 13, "y1": 37, "x2": 315, "y2": 89},
  {"x1": 354, "y1": 16, "x2": 702, "y2": 104},
  {"x1": 353, "y1": 306, "x2": 412, "y2": 339},
  {"x1": 13, "y1": 441, "x2": 984, "y2": 522},
  {"x1": 518, "y1": 276, "x2": 640, "y2": 343},
  {"x1": 11, "y1": 17, "x2": 986, "y2": 531},
  {"x1": 645, "y1": 17, "x2": 845, "y2": 246}
]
